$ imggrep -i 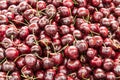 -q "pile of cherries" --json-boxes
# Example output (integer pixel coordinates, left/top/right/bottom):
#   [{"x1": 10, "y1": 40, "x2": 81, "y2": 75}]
[{"x1": 0, "y1": 0, "x2": 120, "y2": 80}]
